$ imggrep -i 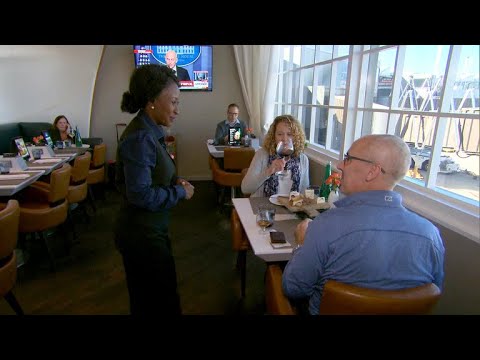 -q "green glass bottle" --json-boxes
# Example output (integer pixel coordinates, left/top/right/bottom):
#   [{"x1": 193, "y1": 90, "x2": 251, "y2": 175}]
[
  {"x1": 320, "y1": 161, "x2": 332, "y2": 198},
  {"x1": 75, "y1": 126, "x2": 83, "y2": 147}
]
